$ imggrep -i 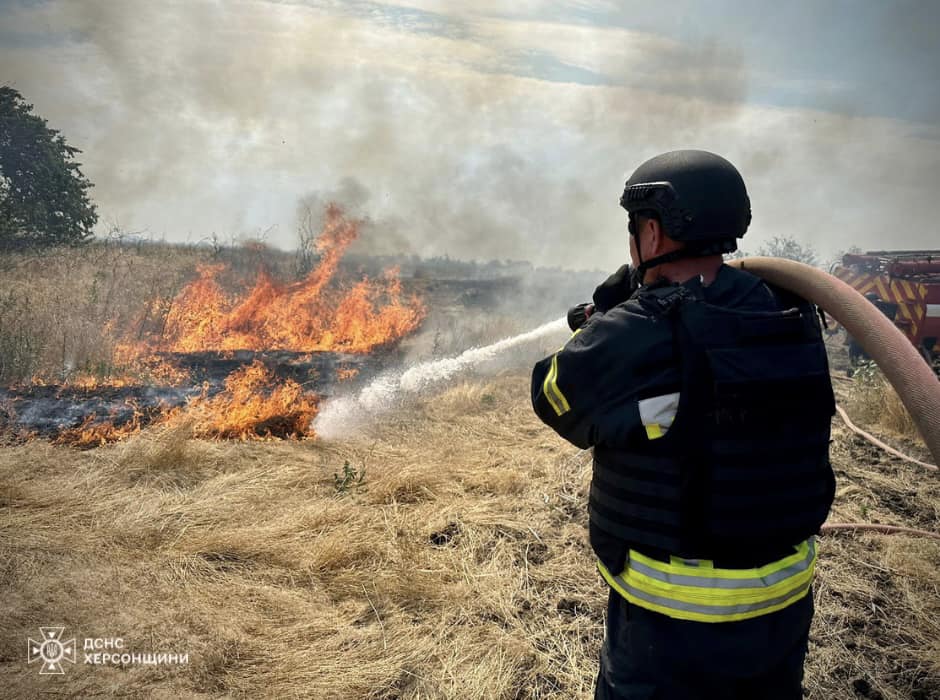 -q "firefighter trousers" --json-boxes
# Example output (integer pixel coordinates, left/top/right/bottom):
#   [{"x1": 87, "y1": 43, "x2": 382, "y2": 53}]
[{"x1": 595, "y1": 586, "x2": 814, "y2": 700}]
